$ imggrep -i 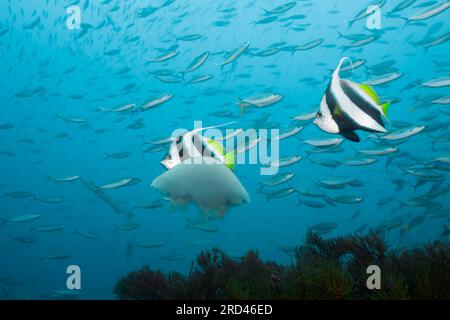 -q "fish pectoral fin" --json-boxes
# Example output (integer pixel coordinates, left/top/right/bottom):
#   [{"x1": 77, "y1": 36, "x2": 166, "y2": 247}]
[
  {"x1": 333, "y1": 107, "x2": 342, "y2": 116},
  {"x1": 358, "y1": 83, "x2": 380, "y2": 105},
  {"x1": 340, "y1": 131, "x2": 360, "y2": 142}
]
